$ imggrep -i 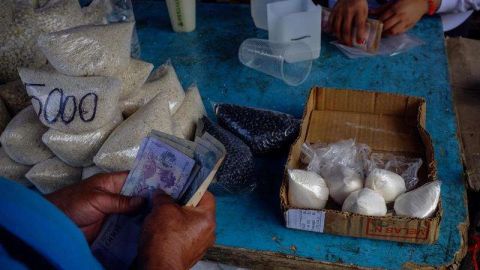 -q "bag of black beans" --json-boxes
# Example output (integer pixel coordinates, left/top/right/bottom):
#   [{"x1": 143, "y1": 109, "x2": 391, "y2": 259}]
[
  {"x1": 198, "y1": 116, "x2": 256, "y2": 194},
  {"x1": 214, "y1": 103, "x2": 301, "y2": 154}
]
